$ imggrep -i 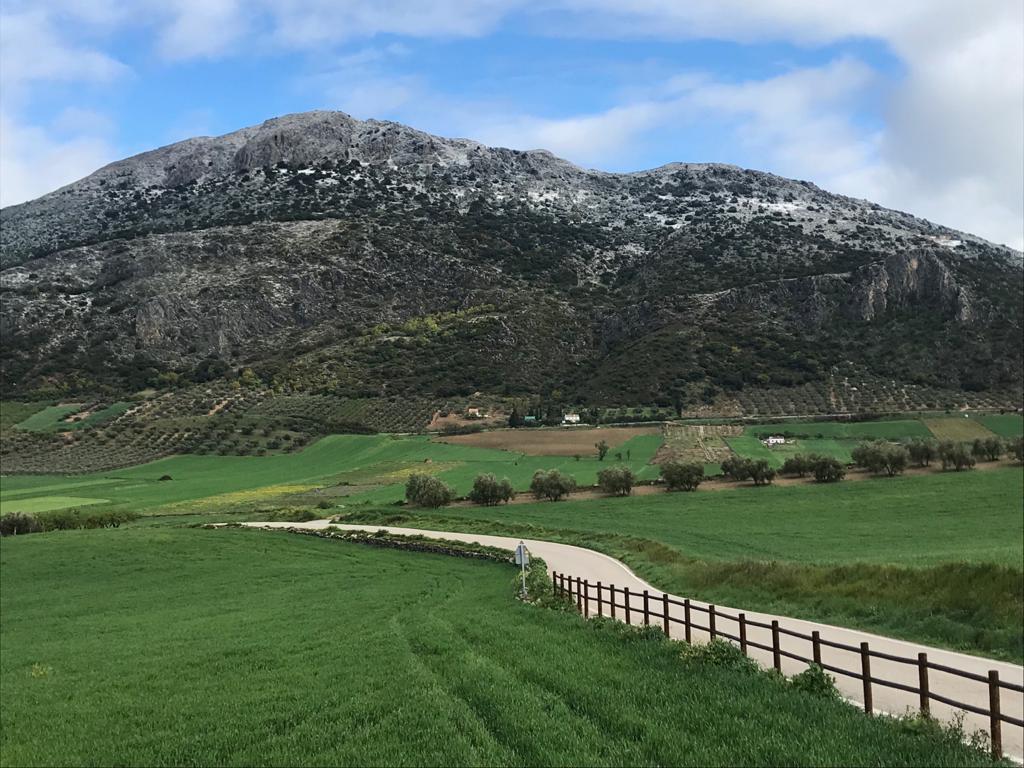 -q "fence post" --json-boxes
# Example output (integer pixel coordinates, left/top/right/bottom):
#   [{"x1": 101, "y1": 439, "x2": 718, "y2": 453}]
[
  {"x1": 684, "y1": 598, "x2": 692, "y2": 643},
  {"x1": 739, "y1": 613, "x2": 747, "y2": 654},
  {"x1": 643, "y1": 590, "x2": 650, "y2": 626},
  {"x1": 917, "y1": 653, "x2": 930, "y2": 716},
  {"x1": 610, "y1": 584, "x2": 616, "y2": 619},
  {"x1": 709, "y1": 605, "x2": 716, "y2": 640},
  {"x1": 860, "y1": 642, "x2": 873, "y2": 715},
  {"x1": 583, "y1": 579, "x2": 590, "y2": 618},
  {"x1": 597, "y1": 581, "x2": 603, "y2": 617},
  {"x1": 662, "y1": 593, "x2": 670, "y2": 637},
  {"x1": 771, "y1": 621, "x2": 781, "y2": 672},
  {"x1": 576, "y1": 577, "x2": 583, "y2": 613},
  {"x1": 989, "y1": 670, "x2": 1002, "y2": 760},
  {"x1": 812, "y1": 631, "x2": 821, "y2": 666},
  {"x1": 625, "y1": 587, "x2": 632, "y2": 625},
  {"x1": 553, "y1": 572, "x2": 559, "y2": 597}
]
